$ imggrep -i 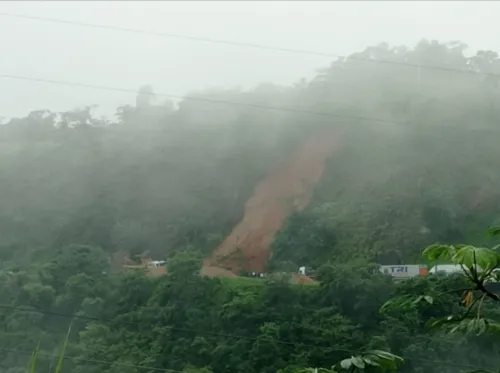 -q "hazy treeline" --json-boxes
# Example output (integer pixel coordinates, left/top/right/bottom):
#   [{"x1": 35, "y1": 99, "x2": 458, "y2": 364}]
[
  {"x1": 2, "y1": 247, "x2": 500, "y2": 373},
  {"x1": 1, "y1": 39, "x2": 500, "y2": 372},
  {"x1": 2, "y1": 40, "x2": 500, "y2": 267}
]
